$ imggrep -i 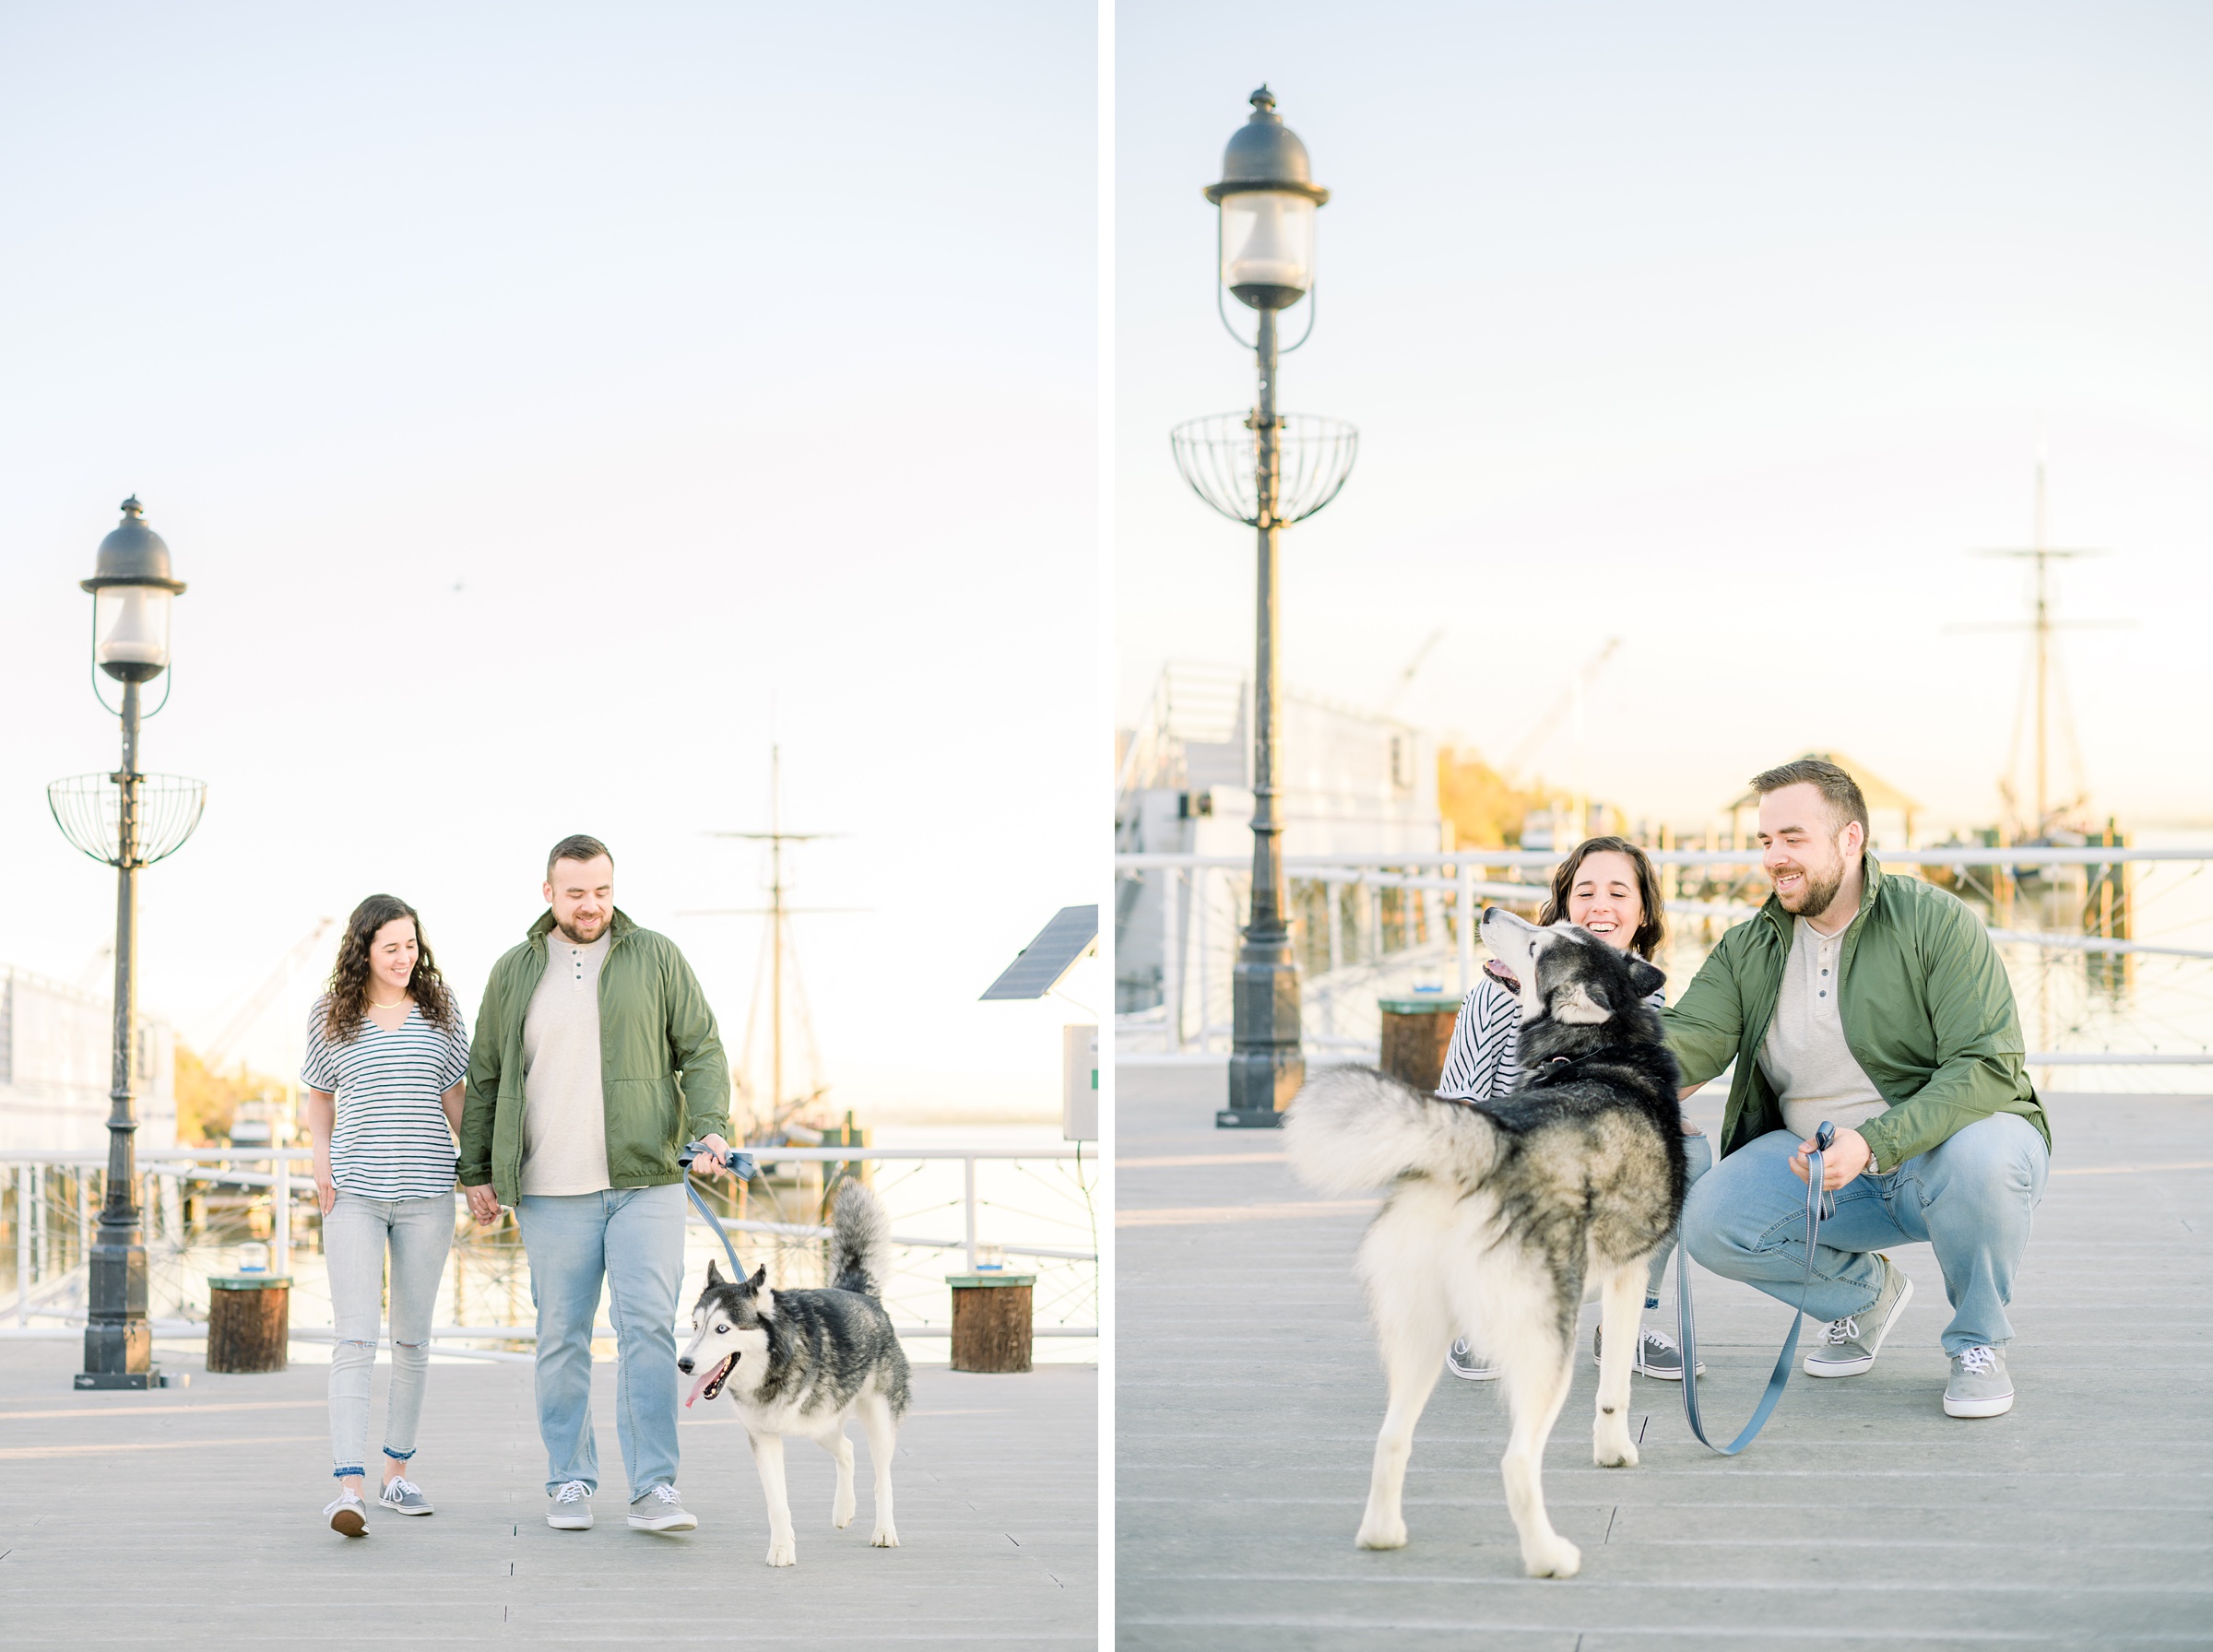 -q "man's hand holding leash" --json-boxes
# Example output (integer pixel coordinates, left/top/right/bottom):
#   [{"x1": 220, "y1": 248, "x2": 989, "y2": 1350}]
[
  {"x1": 1791, "y1": 1126, "x2": 1870, "y2": 1190},
  {"x1": 685, "y1": 1133, "x2": 735, "y2": 1174}
]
